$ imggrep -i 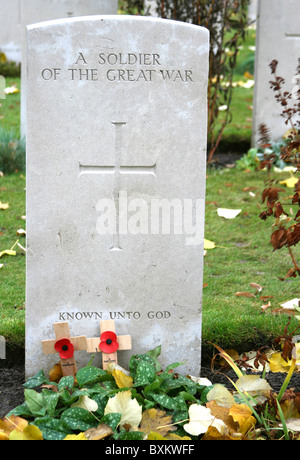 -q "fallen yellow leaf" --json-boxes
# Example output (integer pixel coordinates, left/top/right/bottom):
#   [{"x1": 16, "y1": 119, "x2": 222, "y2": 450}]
[
  {"x1": 0, "y1": 202, "x2": 9, "y2": 210},
  {"x1": 9, "y1": 424, "x2": 43, "y2": 440},
  {"x1": 204, "y1": 239, "x2": 216, "y2": 249},
  {"x1": 64, "y1": 432, "x2": 88, "y2": 440},
  {"x1": 49, "y1": 362, "x2": 63, "y2": 382},
  {"x1": 112, "y1": 369, "x2": 134, "y2": 389},
  {"x1": 280, "y1": 177, "x2": 299, "y2": 188},
  {"x1": 0, "y1": 249, "x2": 16, "y2": 258},
  {"x1": 229, "y1": 403, "x2": 256, "y2": 435},
  {"x1": 0, "y1": 415, "x2": 32, "y2": 440}
]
